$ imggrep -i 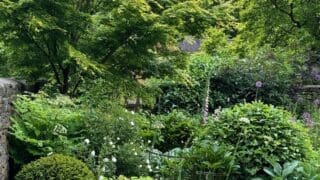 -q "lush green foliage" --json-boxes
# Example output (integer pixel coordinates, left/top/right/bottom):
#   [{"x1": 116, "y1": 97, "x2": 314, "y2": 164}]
[
  {"x1": 263, "y1": 159, "x2": 320, "y2": 180},
  {"x1": 150, "y1": 110, "x2": 197, "y2": 152},
  {"x1": 155, "y1": 50, "x2": 298, "y2": 113},
  {"x1": 10, "y1": 94, "x2": 86, "y2": 165},
  {"x1": 263, "y1": 160, "x2": 300, "y2": 179},
  {"x1": 160, "y1": 141, "x2": 238, "y2": 179},
  {"x1": 207, "y1": 48, "x2": 298, "y2": 107},
  {"x1": 199, "y1": 101, "x2": 313, "y2": 177},
  {"x1": 285, "y1": 94, "x2": 320, "y2": 151},
  {"x1": 10, "y1": 93, "x2": 153, "y2": 177},
  {"x1": 75, "y1": 103, "x2": 151, "y2": 177},
  {"x1": 15, "y1": 154, "x2": 95, "y2": 180},
  {"x1": 0, "y1": 0, "x2": 98, "y2": 94},
  {"x1": 2, "y1": 0, "x2": 320, "y2": 179},
  {"x1": 296, "y1": 159, "x2": 320, "y2": 179},
  {"x1": 235, "y1": 0, "x2": 320, "y2": 54},
  {"x1": 0, "y1": 0, "x2": 224, "y2": 96}
]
